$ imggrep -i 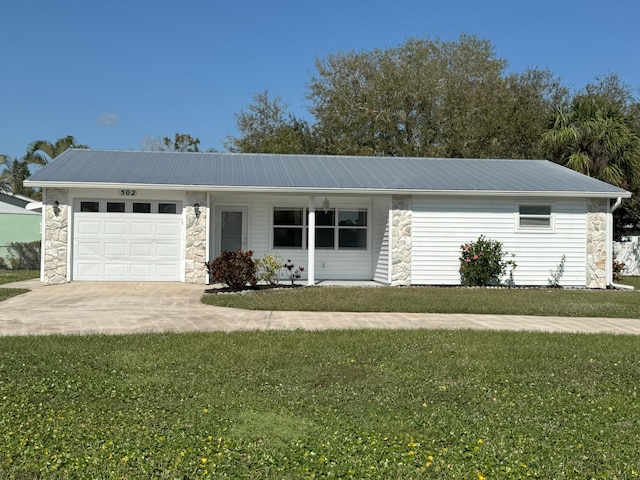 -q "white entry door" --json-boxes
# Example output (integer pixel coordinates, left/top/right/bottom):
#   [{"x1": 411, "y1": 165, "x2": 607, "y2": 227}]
[{"x1": 215, "y1": 206, "x2": 248, "y2": 255}]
